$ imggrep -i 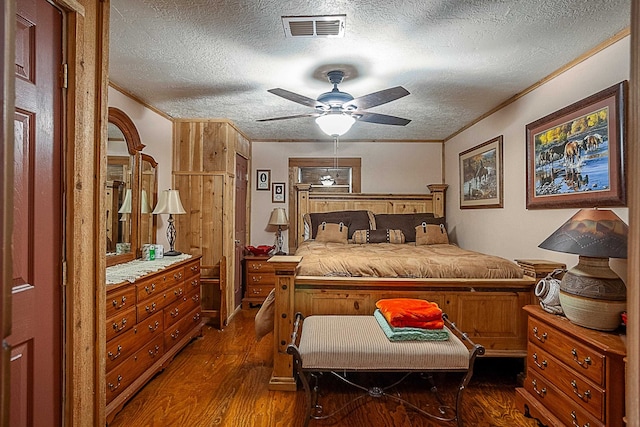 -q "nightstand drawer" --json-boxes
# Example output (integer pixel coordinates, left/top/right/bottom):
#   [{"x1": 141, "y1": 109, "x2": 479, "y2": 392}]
[
  {"x1": 246, "y1": 260, "x2": 273, "y2": 273},
  {"x1": 528, "y1": 316, "x2": 605, "y2": 386},
  {"x1": 528, "y1": 342, "x2": 604, "y2": 420},
  {"x1": 246, "y1": 273, "x2": 275, "y2": 286},
  {"x1": 245, "y1": 285, "x2": 273, "y2": 298},
  {"x1": 524, "y1": 369, "x2": 603, "y2": 427}
]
